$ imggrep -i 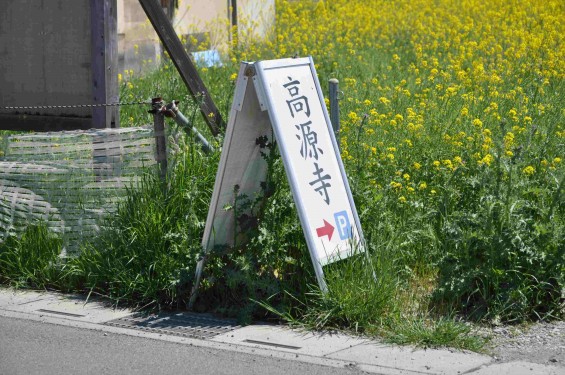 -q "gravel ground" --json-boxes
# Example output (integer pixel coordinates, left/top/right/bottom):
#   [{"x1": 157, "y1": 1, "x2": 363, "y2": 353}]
[{"x1": 487, "y1": 320, "x2": 564, "y2": 368}]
